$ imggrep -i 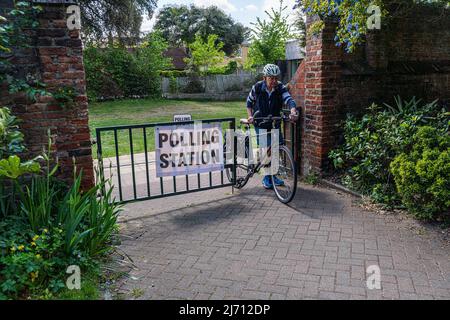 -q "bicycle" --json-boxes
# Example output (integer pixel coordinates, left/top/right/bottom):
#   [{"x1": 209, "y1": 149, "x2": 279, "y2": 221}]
[{"x1": 223, "y1": 111, "x2": 298, "y2": 204}]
